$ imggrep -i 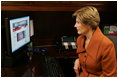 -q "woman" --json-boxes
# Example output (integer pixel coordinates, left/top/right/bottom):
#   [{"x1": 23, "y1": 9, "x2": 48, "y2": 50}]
[{"x1": 73, "y1": 6, "x2": 117, "y2": 77}]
